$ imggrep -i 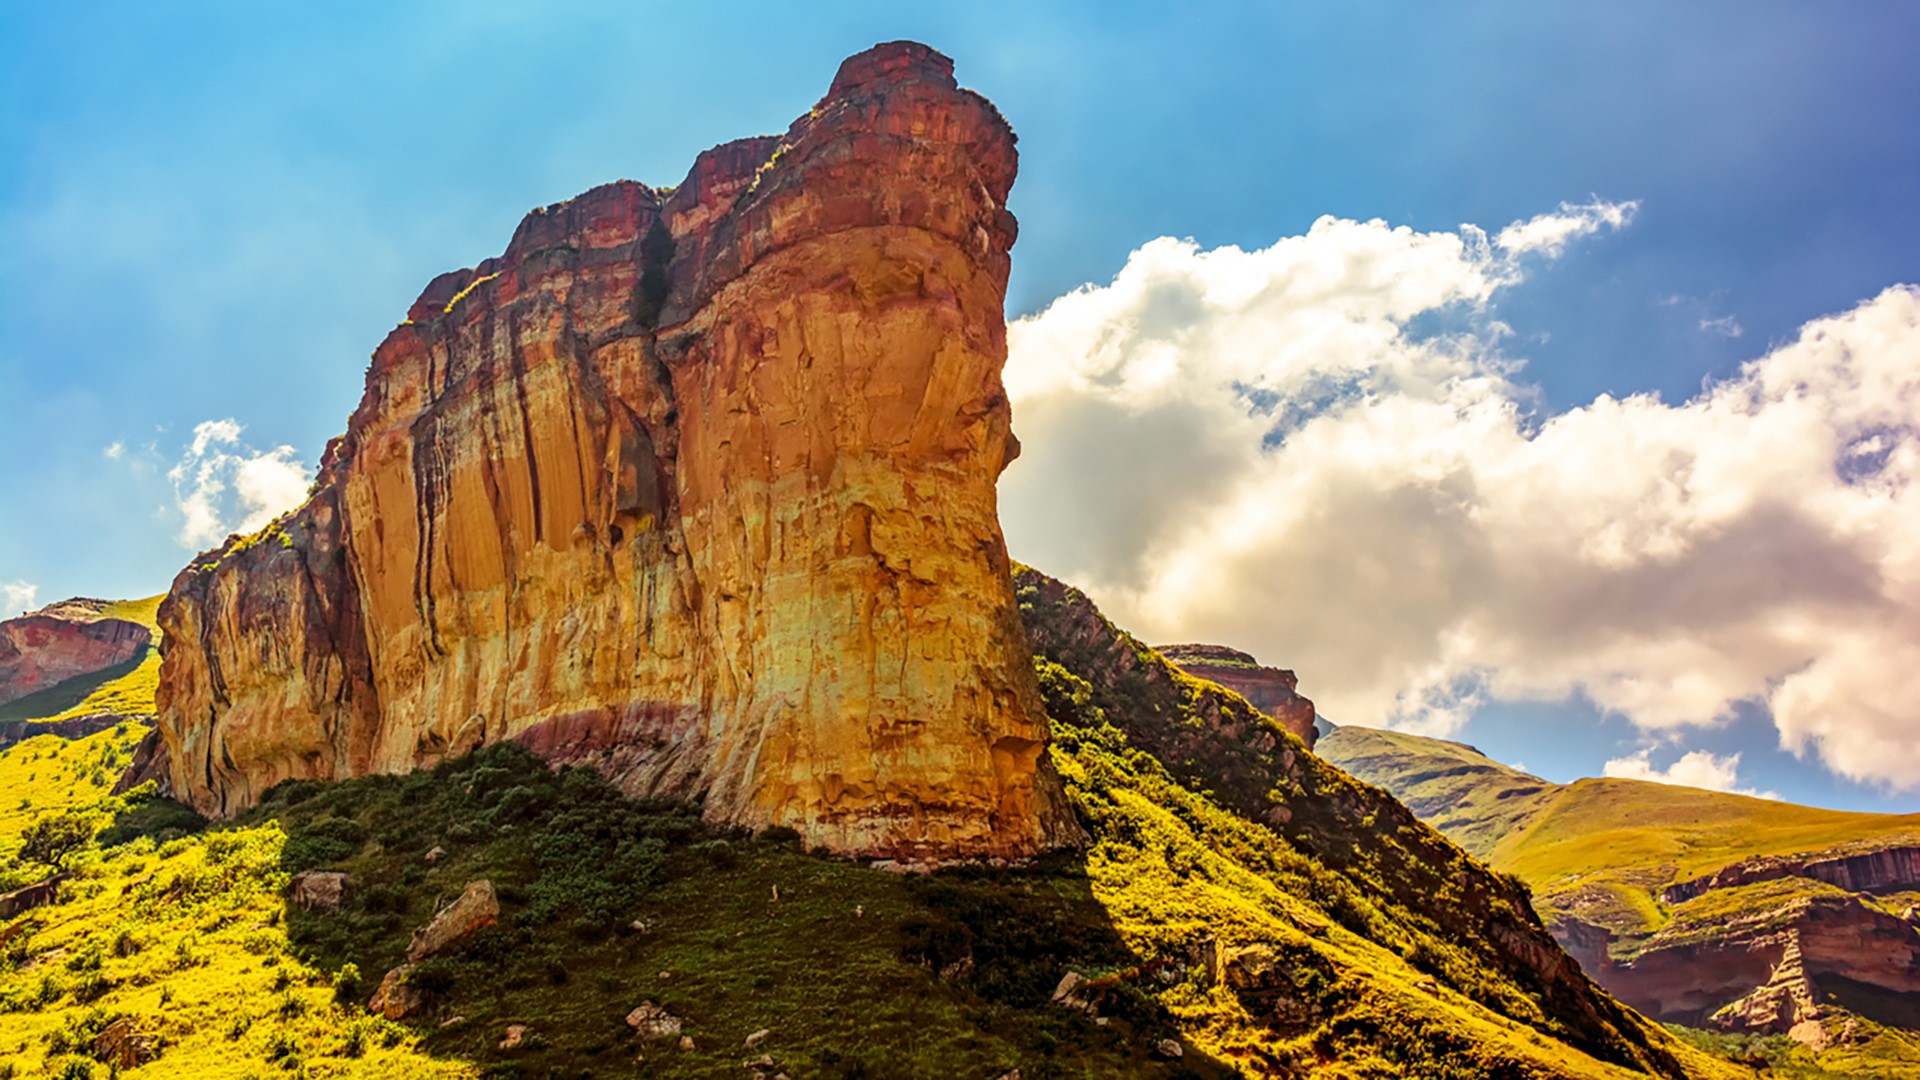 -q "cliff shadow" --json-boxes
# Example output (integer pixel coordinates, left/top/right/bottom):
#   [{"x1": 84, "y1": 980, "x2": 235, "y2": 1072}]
[{"x1": 262, "y1": 745, "x2": 1238, "y2": 1079}]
